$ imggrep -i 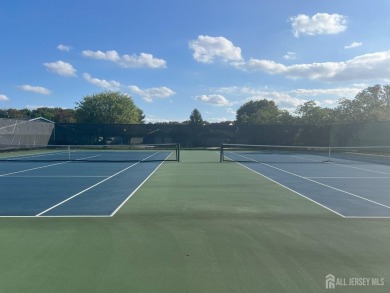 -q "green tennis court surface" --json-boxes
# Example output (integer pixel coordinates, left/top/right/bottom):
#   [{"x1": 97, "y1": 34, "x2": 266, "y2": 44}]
[{"x1": 0, "y1": 151, "x2": 389, "y2": 292}]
